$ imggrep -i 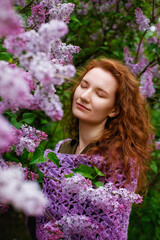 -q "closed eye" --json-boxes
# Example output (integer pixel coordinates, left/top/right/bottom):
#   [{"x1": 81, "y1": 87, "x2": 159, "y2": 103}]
[{"x1": 96, "y1": 92, "x2": 106, "y2": 98}]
